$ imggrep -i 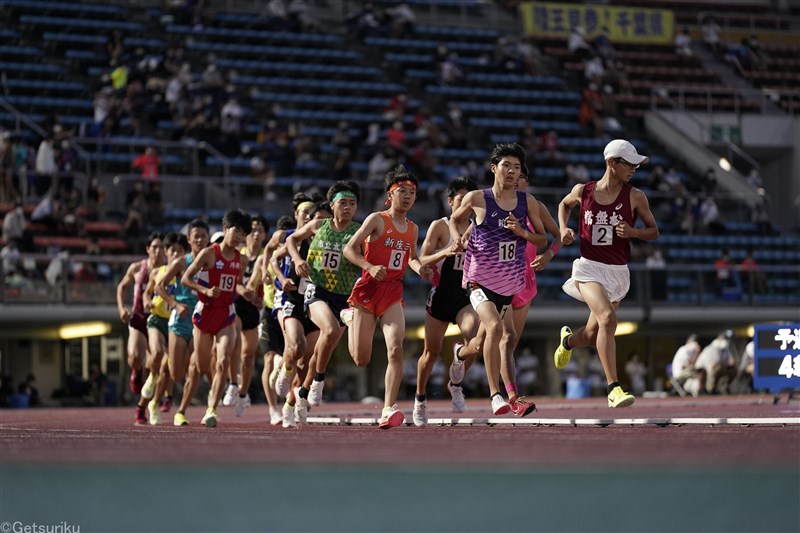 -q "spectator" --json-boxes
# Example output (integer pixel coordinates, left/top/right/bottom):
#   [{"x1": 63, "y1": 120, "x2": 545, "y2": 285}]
[
  {"x1": 2, "y1": 199, "x2": 26, "y2": 244},
  {"x1": 386, "y1": 2, "x2": 416, "y2": 37},
  {"x1": 739, "y1": 247, "x2": 768, "y2": 294},
  {"x1": 625, "y1": 352, "x2": 647, "y2": 396},
  {"x1": 30, "y1": 190, "x2": 64, "y2": 234},
  {"x1": 1, "y1": 238, "x2": 22, "y2": 276},
  {"x1": 583, "y1": 55, "x2": 605, "y2": 85},
  {"x1": 702, "y1": 17, "x2": 721, "y2": 55},
  {"x1": 8, "y1": 382, "x2": 30, "y2": 408},
  {"x1": 714, "y1": 246, "x2": 741, "y2": 299},
  {"x1": 674, "y1": 27, "x2": 693, "y2": 57},
  {"x1": 592, "y1": 27, "x2": 615, "y2": 62},
  {"x1": 439, "y1": 53, "x2": 463, "y2": 86},
  {"x1": 1, "y1": 133, "x2": 19, "y2": 203},
  {"x1": 695, "y1": 332, "x2": 738, "y2": 394},
  {"x1": 671, "y1": 334, "x2": 705, "y2": 396},
  {"x1": 744, "y1": 34, "x2": 767, "y2": 70},
  {"x1": 383, "y1": 94, "x2": 408, "y2": 122},
  {"x1": 565, "y1": 163, "x2": 590, "y2": 187},
  {"x1": 132, "y1": 146, "x2": 160, "y2": 183},
  {"x1": 34, "y1": 135, "x2": 57, "y2": 197},
  {"x1": 386, "y1": 121, "x2": 406, "y2": 152},
  {"x1": 745, "y1": 168, "x2": 763, "y2": 190},
  {"x1": 698, "y1": 195, "x2": 722, "y2": 234},
  {"x1": 219, "y1": 97, "x2": 244, "y2": 156},
  {"x1": 539, "y1": 130, "x2": 563, "y2": 161},
  {"x1": 567, "y1": 26, "x2": 592, "y2": 58}
]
